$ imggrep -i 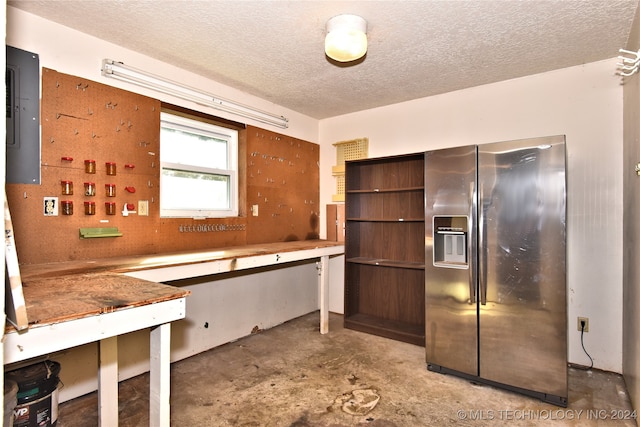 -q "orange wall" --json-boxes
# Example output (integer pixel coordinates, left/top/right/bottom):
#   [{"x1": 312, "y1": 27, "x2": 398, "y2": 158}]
[{"x1": 7, "y1": 69, "x2": 319, "y2": 264}]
